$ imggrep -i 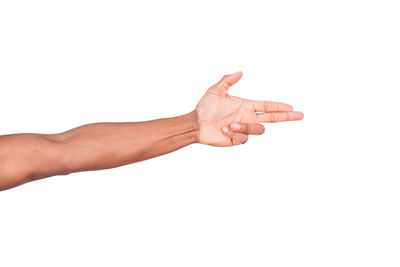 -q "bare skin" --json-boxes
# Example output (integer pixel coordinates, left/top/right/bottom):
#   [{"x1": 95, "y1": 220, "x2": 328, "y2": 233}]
[
  {"x1": 0, "y1": 72, "x2": 303, "y2": 191},
  {"x1": 197, "y1": 71, "x2": 303, "y2": 146}
]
